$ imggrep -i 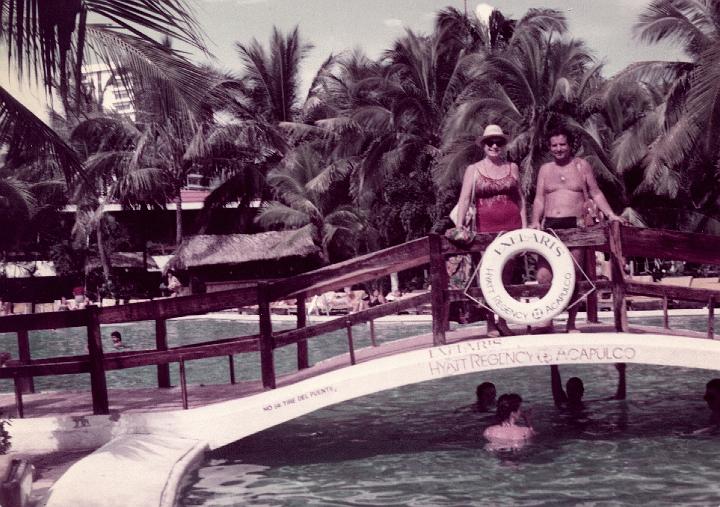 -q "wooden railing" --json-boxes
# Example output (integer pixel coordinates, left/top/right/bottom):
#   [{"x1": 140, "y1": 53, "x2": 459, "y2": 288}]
[{"x1": 1, "y1": 222, "x2": 719, "y2": 417}]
